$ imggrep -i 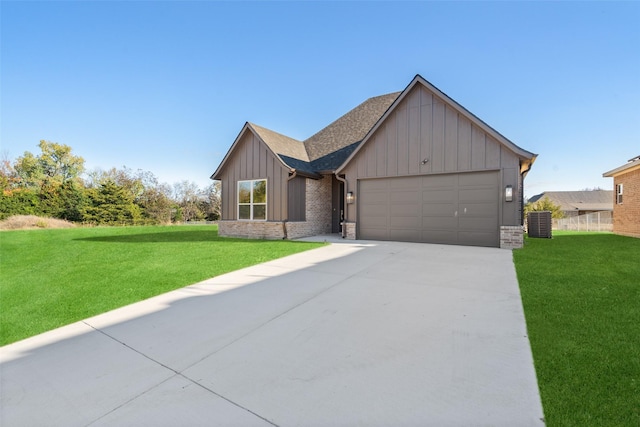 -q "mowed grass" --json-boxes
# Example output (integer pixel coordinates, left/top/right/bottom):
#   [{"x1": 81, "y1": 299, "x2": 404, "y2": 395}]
[
  {"x1": 0, "y1": 225, "x2": 324, "y2": 346},
  {"x1": 513, "y1": 232, "x2": 640, "y2": 426}
]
